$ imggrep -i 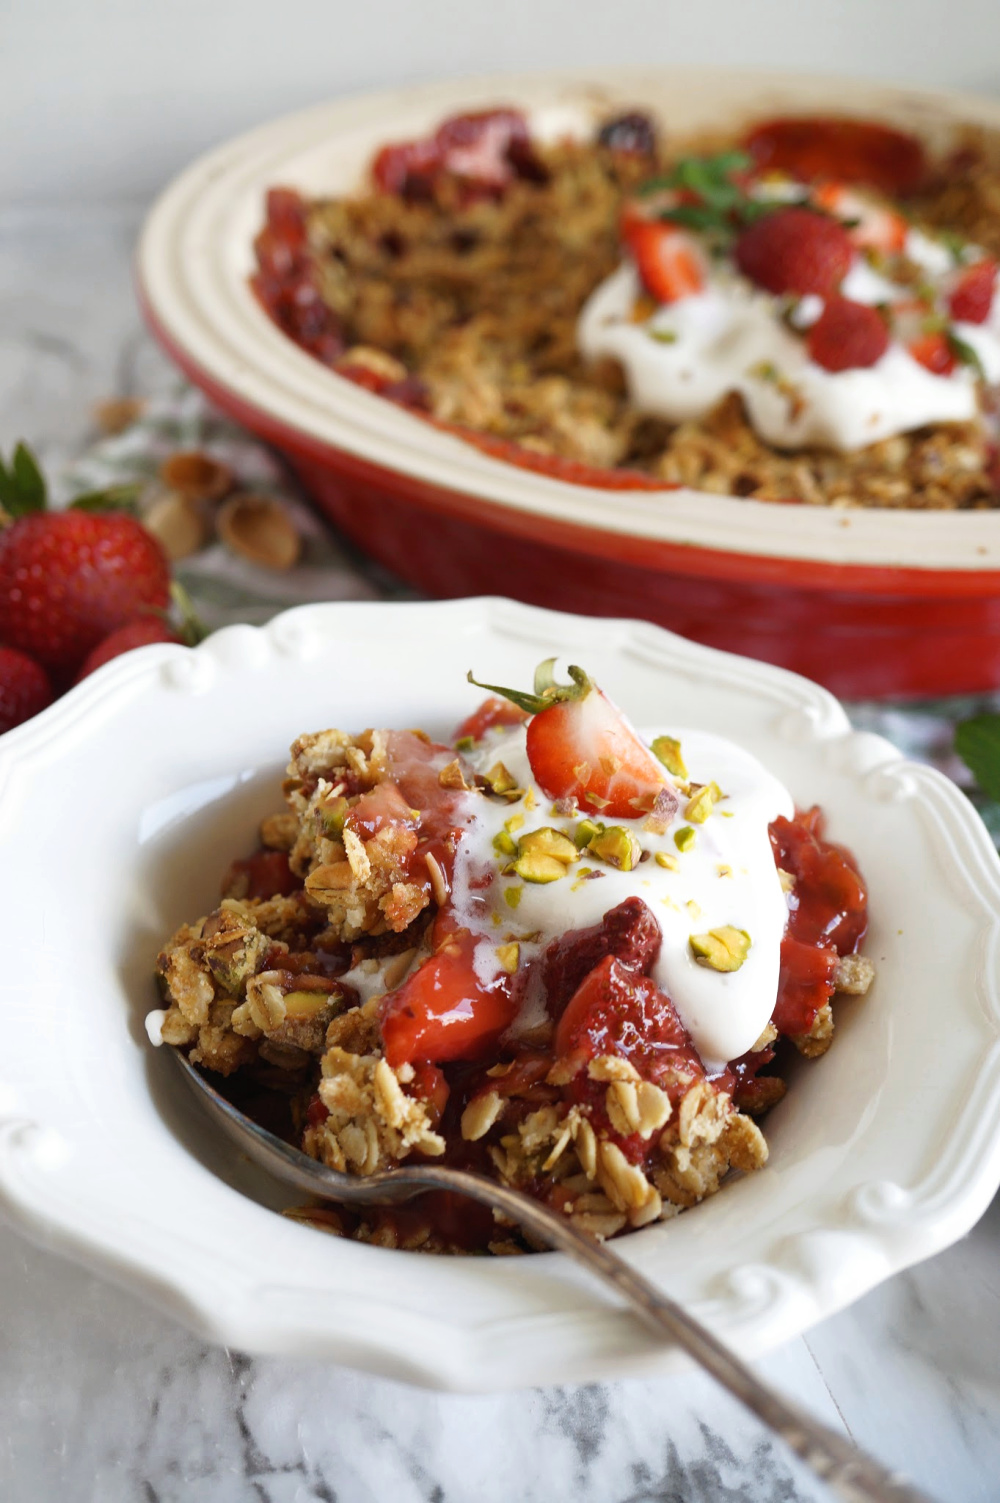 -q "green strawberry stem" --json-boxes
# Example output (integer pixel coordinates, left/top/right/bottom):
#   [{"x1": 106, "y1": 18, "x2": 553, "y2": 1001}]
[{"x1": 467, "y1": 659, "x2": 594, "y2": 715}]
